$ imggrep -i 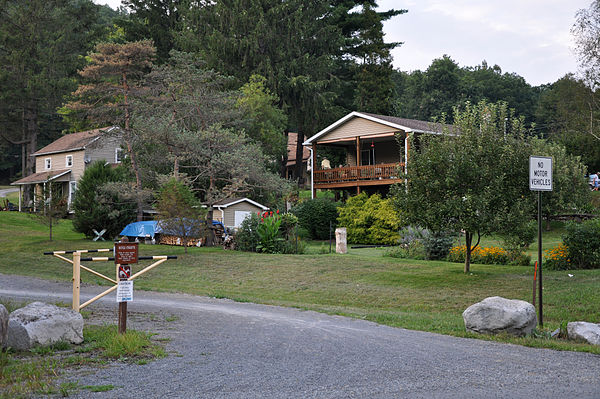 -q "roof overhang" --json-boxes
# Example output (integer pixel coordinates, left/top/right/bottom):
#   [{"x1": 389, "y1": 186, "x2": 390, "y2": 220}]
[
  {"x1": 213, "y1": 198, "x2": 269, "y2": 210},
  {"x1": 10, "y1": 169, "x2": 71, "y2": 185},
  {"x1": 303, "y1": 111, "x2": 442, "y2": 146}
]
